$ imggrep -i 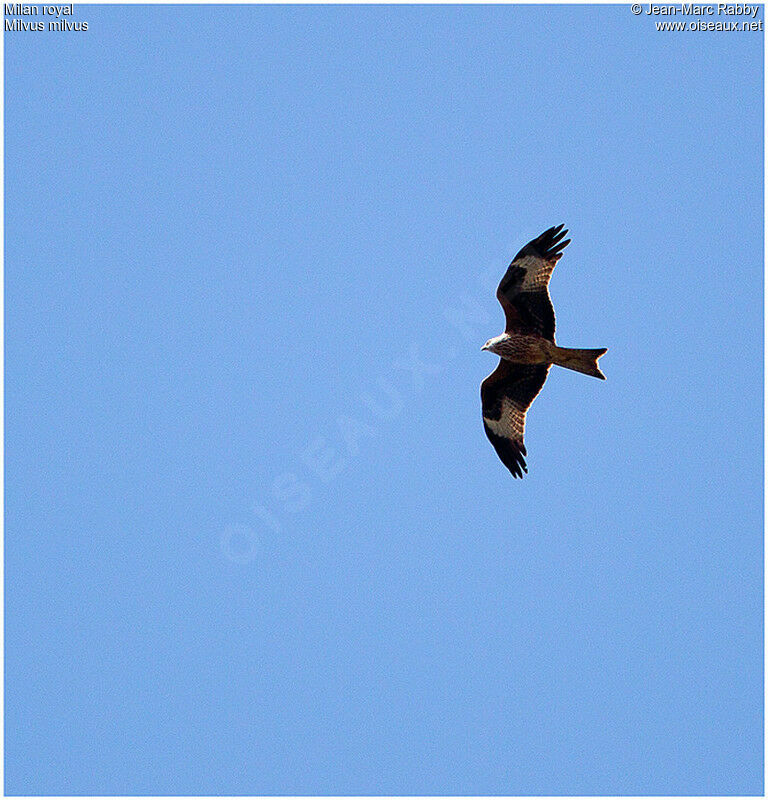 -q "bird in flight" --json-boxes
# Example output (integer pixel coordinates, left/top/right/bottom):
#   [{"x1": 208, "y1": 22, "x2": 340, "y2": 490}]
[{"x1": 481, "y1": 225, "x2": 607, "y2": 477}]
